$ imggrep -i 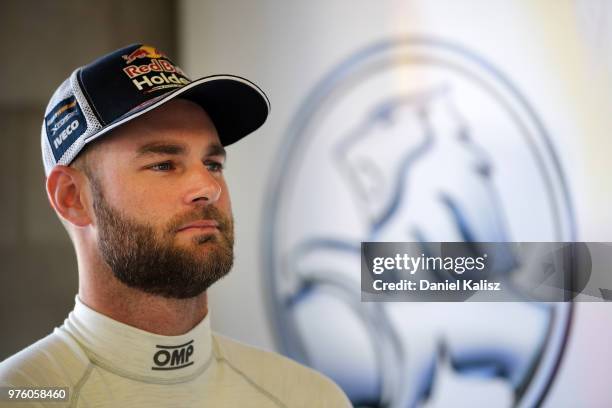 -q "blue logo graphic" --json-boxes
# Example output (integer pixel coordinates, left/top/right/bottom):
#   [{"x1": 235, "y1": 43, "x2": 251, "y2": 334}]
[{"x1": 264, "y1": 38, "x2": 574, "y2": 407}]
